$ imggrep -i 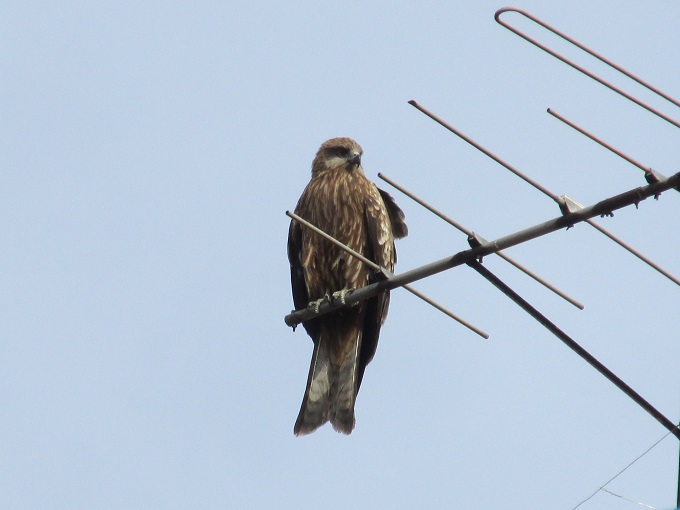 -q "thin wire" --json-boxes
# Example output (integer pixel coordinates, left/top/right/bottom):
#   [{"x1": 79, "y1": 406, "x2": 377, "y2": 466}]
[
  {"x1": 572, "y1": 426, "x2": 679, "y2": 509},
  {"x1": 599, "y1": 488, "x2": 657, "y2": 509}
]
